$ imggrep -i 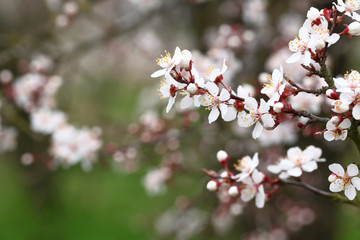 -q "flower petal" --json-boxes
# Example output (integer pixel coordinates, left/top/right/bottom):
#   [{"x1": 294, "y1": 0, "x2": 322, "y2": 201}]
[
  {"x1": 352, "y1": 177, "x2": 360, "y2": 190},
  {"x1": 340, "y1": 118, "x2": 351, "y2": 129},
  {"x1": 345, "y1": 184, "x2": 357, "y2": 200},
  {"x1": 252, "y1": 122, "x2": 263, "y2": 139},
  {"x1": 261, "y1": 113, "x2": 275, "y2": 128},
  {"x1": 208, "y1": 107, "x2": 220, "y2": 124},
  {"x1": 267, "y1": 164, "x2": 282, "y2": 174},
  {"x1": 223, "y1": 107, "x2": 237, "y2": 122},
  {"x1": 166, "y1": 96, "x2": 176, "y2": 113},
  {"x1": 206, "y1": 82, "x2": 219, "y2": 96},
  {"x1": 327, "y1": 34, "x2": 340, "y2": 46},
  {"x1": 324, "y1": 131, "x2": 335, "y2": 141},
  {"x1": 241, "y1": 187, "x2": 255, "y2": 202},
  {"x1": 255, "y1": 185, "x2": 266, "y2": 208},
  {"x1": 252, "y1": 169, "x2": 264, "y2": 184},
  {"x1": 329, "y1": 163, "x2": 345, "y2": 176},
  {"x1": 219, "y1": 89, "x2": 230, "y2": 101},
  {"x1": 259, "y1": 99, "x2": 269, "y2": 113},
  {"x1": 303, "y1": 51, "x2": 312, "y2": 66},
  {"x1": 279, "y1": 172, "x2": 289, "y2": 179},
  {"x1": 279, "y1": 159, "x2": 295, "y2": 170},
  {"x1": 302, "y1": 161, "x2": 318, "y2": 172},
  {"x1": 180, "y1": 95, "x2": 193, "y2": 109},
  {"x1": 245, "y1": 97, "x2": 258, "y2": 109},
  {"x1": 347, "y1": 164, "x2": 359, "y2": 177},
  {"x1": 353, "y1": 104, "x2": 360, "y2": 120},
  {"x1": 286, "y1": 52, "x2": 301, "y2": 64},
  {"x1": 237, "y1": 111, "x2": 255, "y2": 127},
  {"x1": 329, "y1": 179, "x2": 344, "y2": 192},
  {"x1": 151, "y1": 69, "x2": 166, "y2": 78},
  {"x1": 288, "y1": 167, "x2": 302, "y2": 177},
  {"x1": 219, "y1": 103, "x2": 228, "y2": 118}
]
